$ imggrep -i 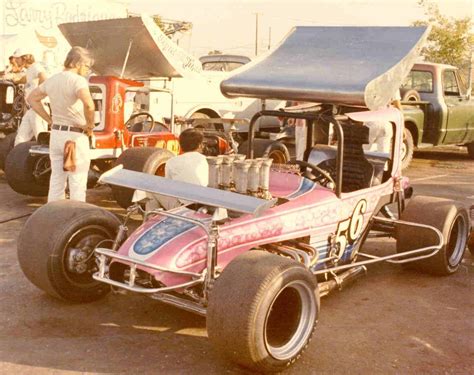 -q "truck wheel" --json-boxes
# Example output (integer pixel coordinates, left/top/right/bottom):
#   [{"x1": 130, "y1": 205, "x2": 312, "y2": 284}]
[
  {"x1": 207, "y1": 251, "x2": 319, "y2": 372},
  {"x1": 396, "y1": 196, "x2": 469, "y2": 276},
  {"x1": 401, "y1": 89, "x2": 421, "y2": 102},
  {"x1": 5, "y1": 141, "x2": 50, "y2": 196},
  {"x1": 468, "y1": 229, "x2": 474, "y2": 256},
  {"x1": 17, "y1": 200, "x2": 120, "y2": 302},
  {"x1": 0, "y1": 132, "x2": 16, "y2": 170},
  {"x1": 401, "y1": 127, "x2": 414, "y2": 169},
  {"x1": 238, "y1": 139, "x2": 290, "y2": 163},
  {"x1": 467, "y1": 143, "x2": 474, "y2": 159},
  {"x1": 112, "y1": 147, "x2": 174, "y2": 208}
]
